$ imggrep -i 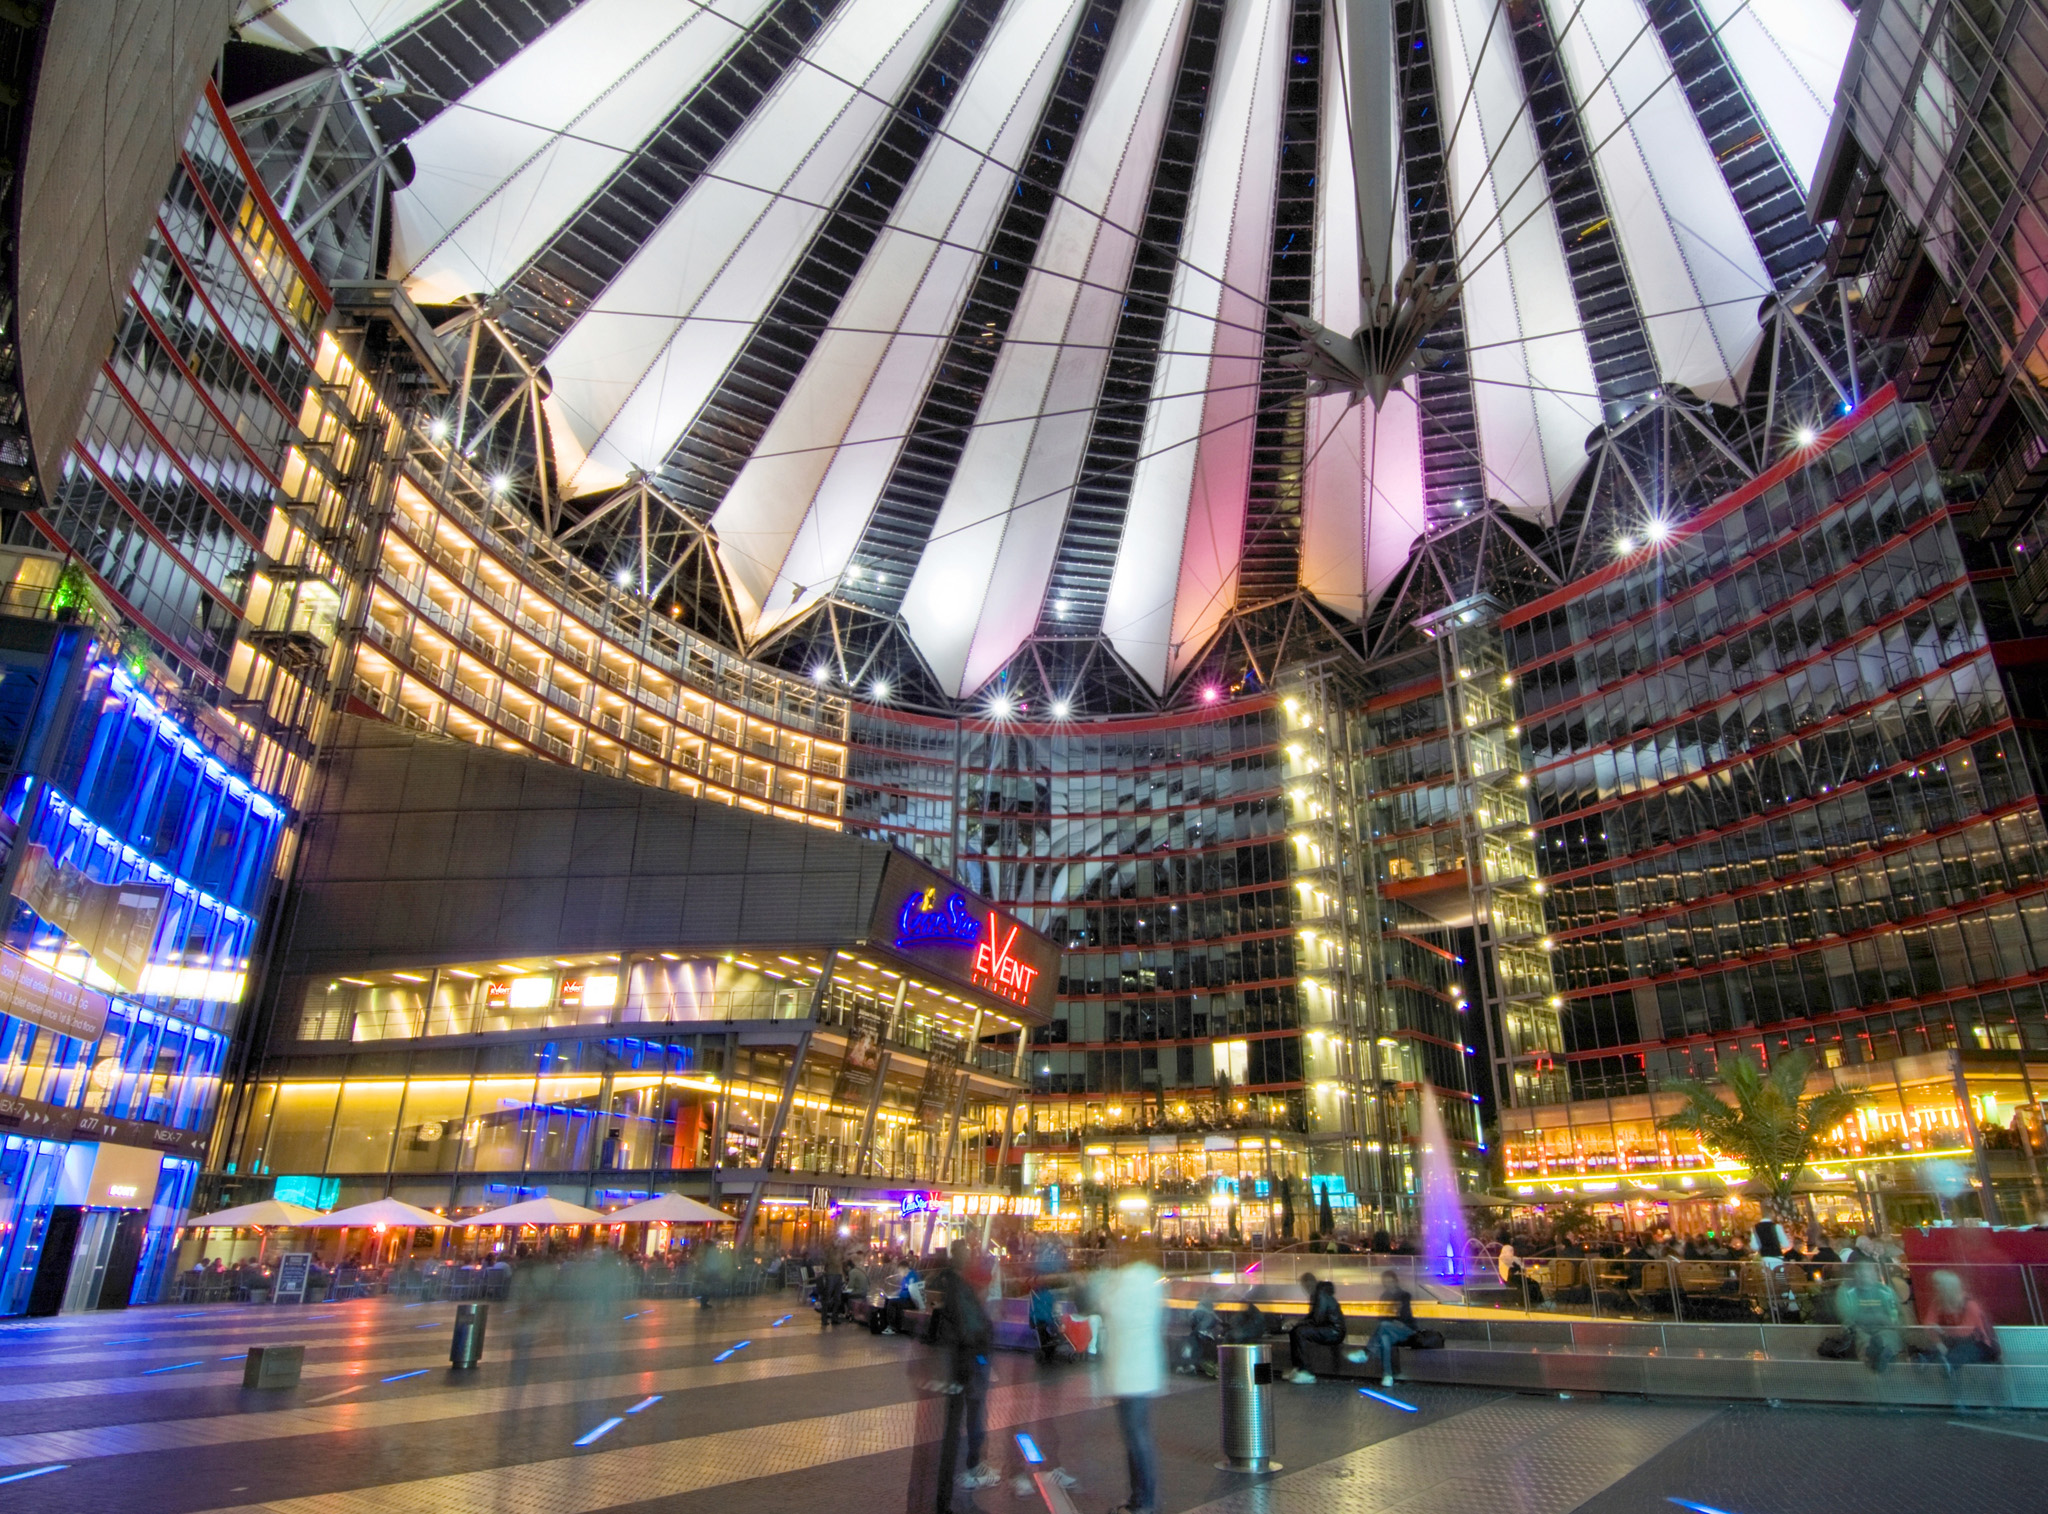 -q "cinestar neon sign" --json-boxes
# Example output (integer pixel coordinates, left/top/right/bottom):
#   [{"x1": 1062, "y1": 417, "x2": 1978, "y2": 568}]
[
  {"x1": 972, "y1": 915, "x2": 1039, "y2": 1008},
  {"x1": 896, "y1": 888, "x2": 979, "y2": 949}
]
